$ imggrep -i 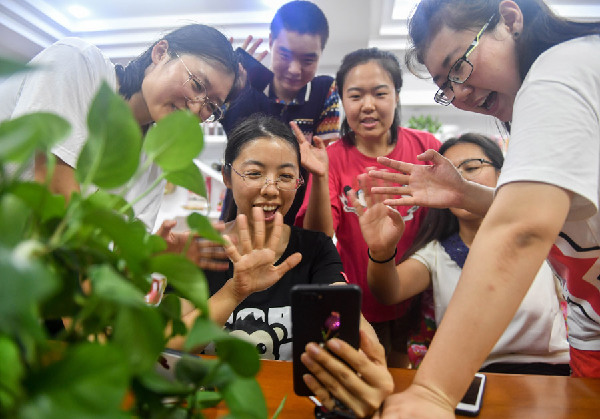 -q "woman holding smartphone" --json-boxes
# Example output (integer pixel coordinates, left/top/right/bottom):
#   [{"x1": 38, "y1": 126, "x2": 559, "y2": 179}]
[{"x1": 172, "y1": 114, "x2": 393, "y2": 417}]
